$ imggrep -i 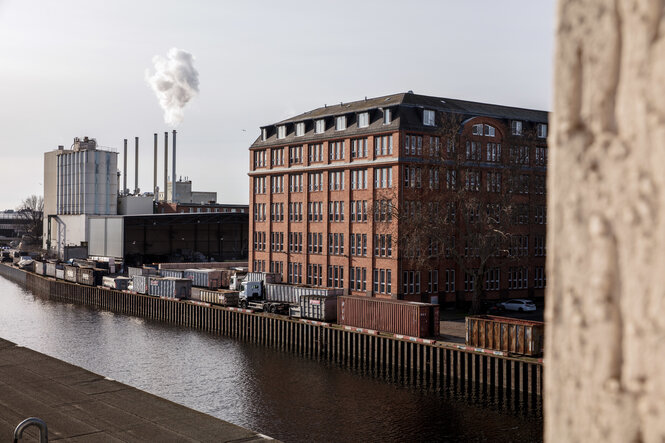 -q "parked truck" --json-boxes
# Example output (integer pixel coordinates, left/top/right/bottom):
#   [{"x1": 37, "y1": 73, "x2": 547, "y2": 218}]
[{"x1": 239, "y1": 281, "x2": 291, "y2": 314}]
